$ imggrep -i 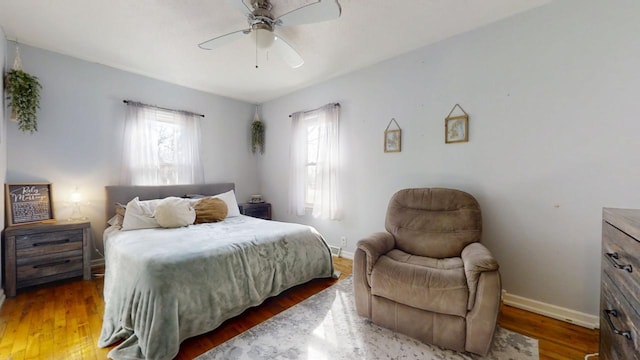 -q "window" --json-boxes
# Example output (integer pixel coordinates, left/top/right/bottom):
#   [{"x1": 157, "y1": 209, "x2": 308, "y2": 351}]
[
  {"x1": 120, "y1": 103, "x2": 204, "y2": 185},
  {"x1": 305, "y1": 117, "x2": 320, "y2": 206},
  {"x1": 289, "y1": 103, "x2": 341, "y2": 220}
]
